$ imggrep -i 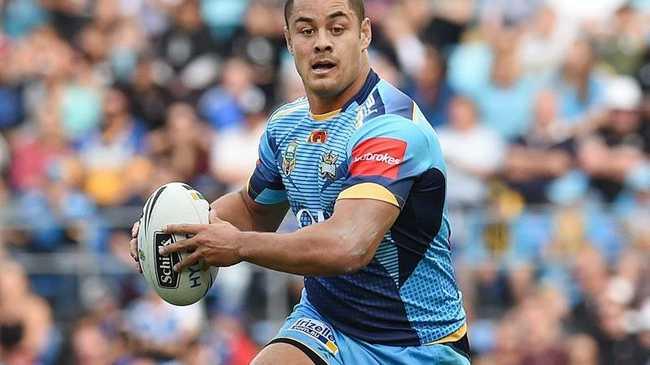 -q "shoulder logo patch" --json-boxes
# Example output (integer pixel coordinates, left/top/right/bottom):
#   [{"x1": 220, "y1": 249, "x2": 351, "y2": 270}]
[
  {"x1": 350, "y1": 137, "x2": 406, "y2": 179},
  {"x1": 289, "y1": 318, "x2": 339, "y2": 355}
]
